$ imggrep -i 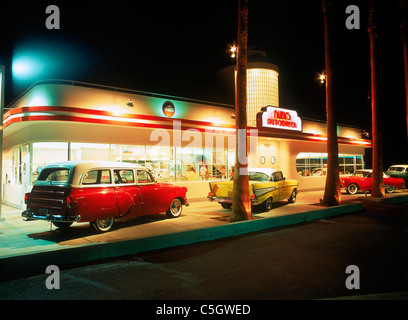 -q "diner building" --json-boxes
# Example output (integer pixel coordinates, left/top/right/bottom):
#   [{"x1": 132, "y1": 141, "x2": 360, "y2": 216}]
[{"x1": 2, "y1": 68, "x2": 371, "y2": 209}]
